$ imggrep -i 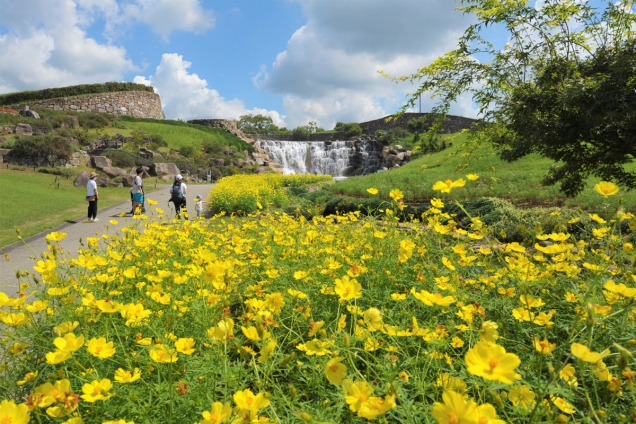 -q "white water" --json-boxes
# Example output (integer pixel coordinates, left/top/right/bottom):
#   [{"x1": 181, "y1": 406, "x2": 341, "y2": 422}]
[{"x1": 257, "y1": 140, "x2": 353, "y2": 176}]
